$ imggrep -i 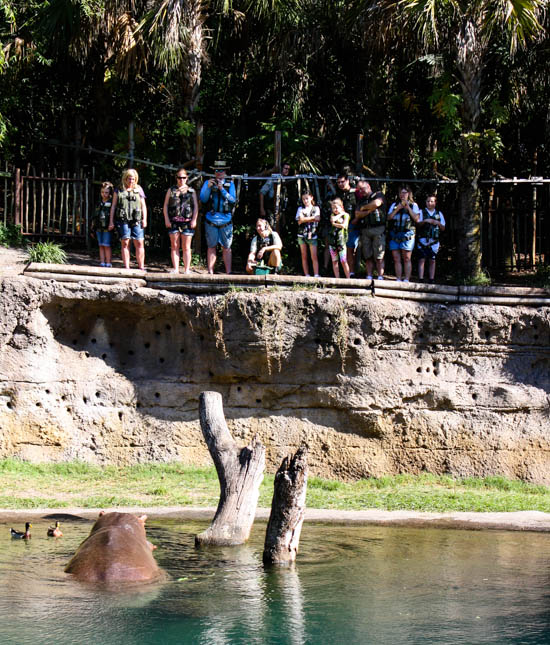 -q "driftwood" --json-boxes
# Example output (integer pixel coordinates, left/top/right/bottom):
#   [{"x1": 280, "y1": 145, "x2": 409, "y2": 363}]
[
  {"x1": 195, "y1": 391, "x2": 265, "y2": 547},
  {"x1": 263, "y1": 446, "x2": 308, "y2": 565}
]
